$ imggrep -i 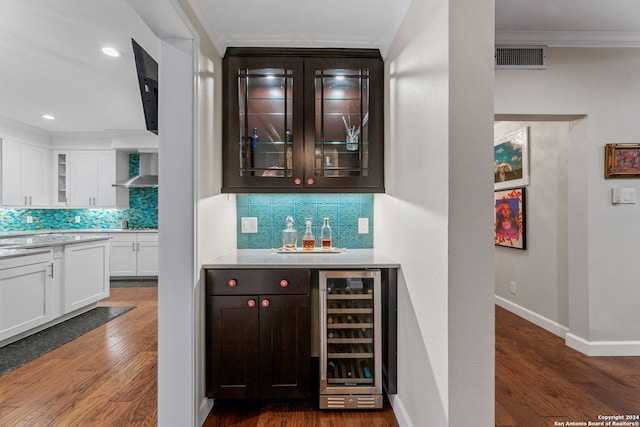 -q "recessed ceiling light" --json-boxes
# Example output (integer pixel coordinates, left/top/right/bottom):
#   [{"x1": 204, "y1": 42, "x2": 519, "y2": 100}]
[
  {"x1": 42, "y1": 114, "x2": 55, "y2": 120},
  {"x1": 102, "y1": 47, "x2": 120, "y2": 57}
]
